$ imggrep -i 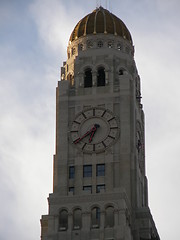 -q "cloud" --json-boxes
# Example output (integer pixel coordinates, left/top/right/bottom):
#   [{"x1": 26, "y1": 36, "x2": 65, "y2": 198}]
[
  {"x1": 155, "y1": 0, "x2": 180, "y2": 11},
  {"x1": 0, "y1": 20, "x2": 56, "y2": 240},
  {"x1": 1, "y1": 1, "x2": 180, "y2": 239},
  {"x1": 29, "y1": 0, "x2": 84, "y2": 56}
]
